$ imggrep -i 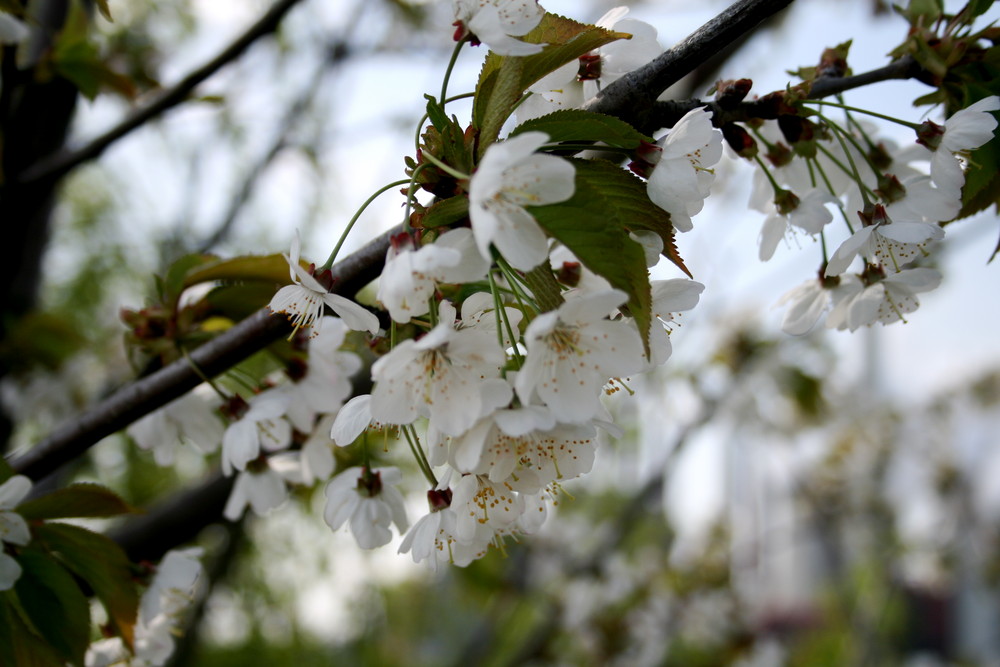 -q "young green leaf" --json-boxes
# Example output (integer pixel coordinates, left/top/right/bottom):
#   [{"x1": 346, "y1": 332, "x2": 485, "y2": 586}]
[
  {"x1": 510, "y1": 109, "x2": 651, "y2": 149},
  {"x1": 16, "y1": 483, "x2": 134, "y2": 521},
  {"x1": 473, "y1": 13, "x2": 629, "y2": 144},
  {"x1": 528, "y1": 159, "x2": 655, "y2": 355},
  {"x1": 0, "y1": 596, "x2": 66, "y2": 667},
  {"x1": 13, "y1": 549, "x2": 91, "y2": 665},
  {"x1": 34, "y1": 523, "x2": 138, "y2": 650}
]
